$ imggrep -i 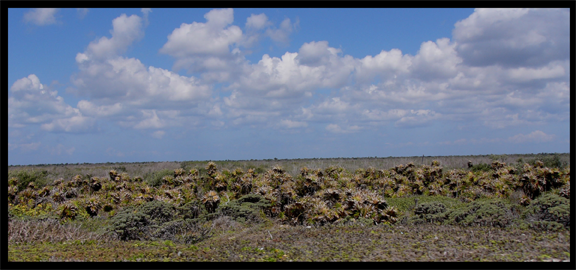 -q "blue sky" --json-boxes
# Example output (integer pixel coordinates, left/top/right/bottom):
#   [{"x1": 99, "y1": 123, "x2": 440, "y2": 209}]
[{"x1": 8, "y1": 8, "x2": 570, "y2": 165}]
